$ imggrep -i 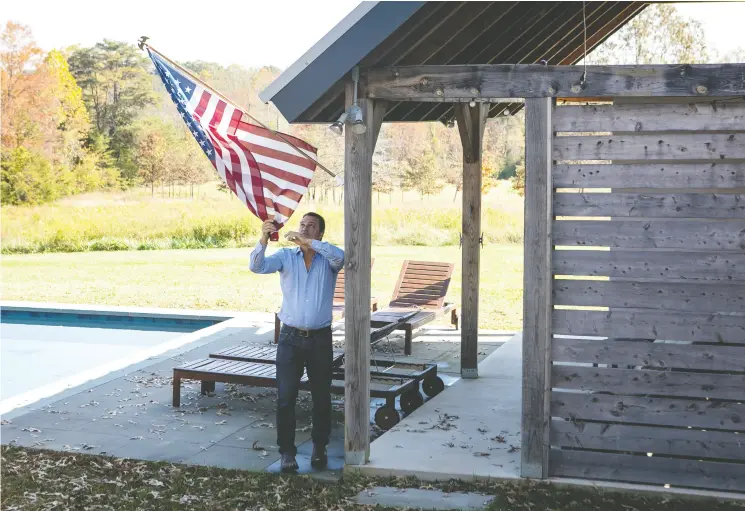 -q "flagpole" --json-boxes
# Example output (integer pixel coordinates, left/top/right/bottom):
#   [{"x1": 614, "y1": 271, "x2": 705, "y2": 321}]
[{"x1": 138, "y1": 37, "x2": 337, "y2": 178}]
